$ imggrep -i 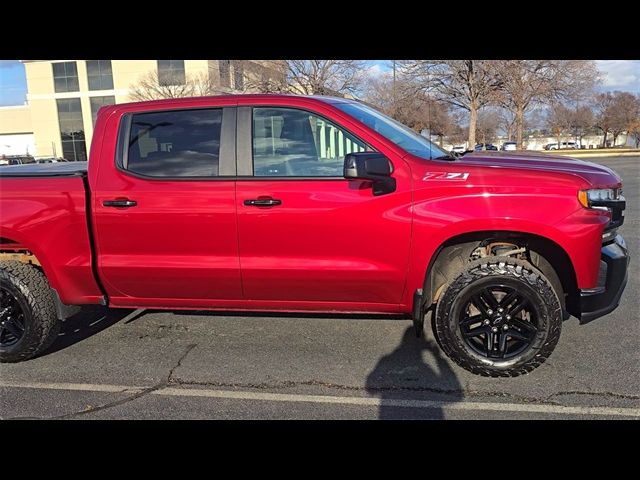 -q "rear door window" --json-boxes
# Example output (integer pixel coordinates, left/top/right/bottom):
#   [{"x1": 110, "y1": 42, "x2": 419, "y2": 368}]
[{"x1": 126, "y1": 108, "x2": 223, "y2": 177}]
